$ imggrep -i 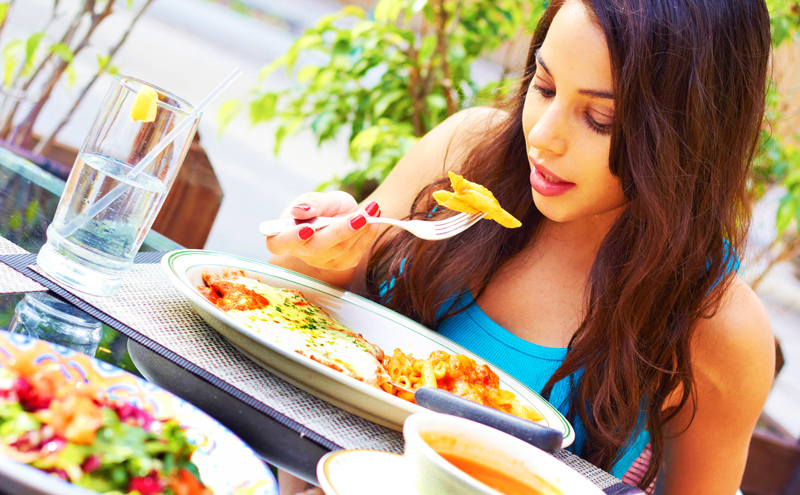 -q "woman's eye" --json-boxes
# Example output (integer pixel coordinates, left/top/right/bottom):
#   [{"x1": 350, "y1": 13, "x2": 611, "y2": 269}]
[
  {"x1": 531, "y1": 84, "x2": 555, "y2": 99},
  {"x1": 584, "y1": 114, "x2": 612, "y2": 136}
]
